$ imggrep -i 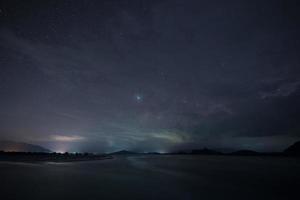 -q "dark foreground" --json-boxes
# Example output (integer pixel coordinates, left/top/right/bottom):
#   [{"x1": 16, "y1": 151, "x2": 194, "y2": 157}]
[{"x1": 1, "y1": 155, "x2": 300, "y2": 200}]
